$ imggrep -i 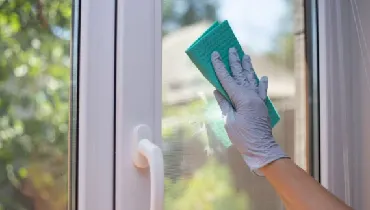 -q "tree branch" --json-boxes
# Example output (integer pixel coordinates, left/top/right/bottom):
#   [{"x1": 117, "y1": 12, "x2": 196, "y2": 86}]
[{"x1": 36, "y1": 0, "x2": 50, "y2": 30}]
